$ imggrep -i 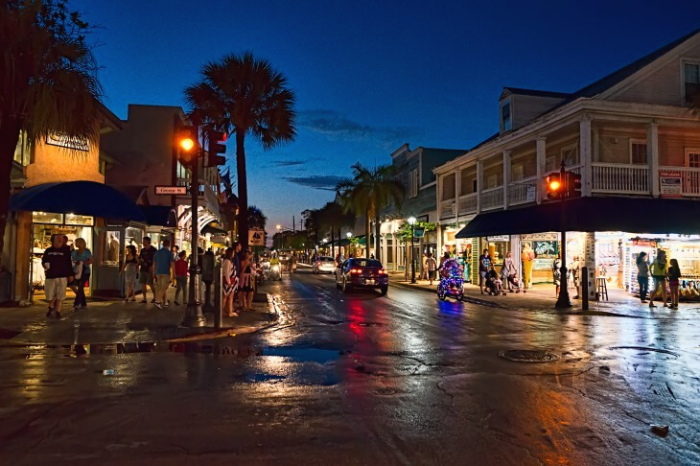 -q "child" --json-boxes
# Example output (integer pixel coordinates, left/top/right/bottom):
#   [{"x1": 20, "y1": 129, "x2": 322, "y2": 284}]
[{"x1": 174, "y1": 251, "x2": 189, "y2": 305}]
